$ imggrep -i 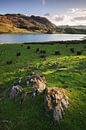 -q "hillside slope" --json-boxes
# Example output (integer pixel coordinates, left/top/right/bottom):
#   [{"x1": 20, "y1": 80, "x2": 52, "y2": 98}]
[{"x1": 0, "y1": 14, "x2": 57, "y2": 33}]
